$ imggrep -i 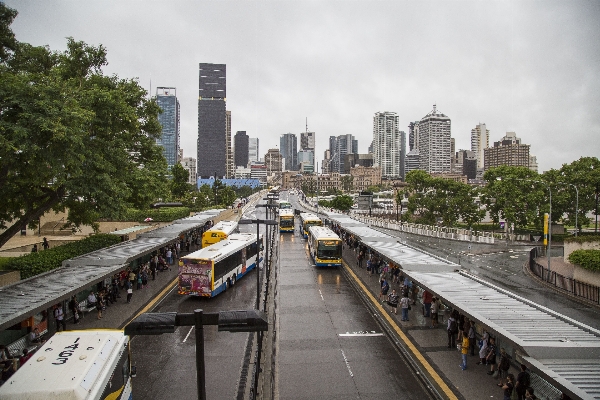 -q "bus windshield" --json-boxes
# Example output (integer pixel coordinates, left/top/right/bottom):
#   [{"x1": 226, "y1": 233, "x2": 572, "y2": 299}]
[
  {"x1": 317, "y1": 240, "x2": 342, "y2": 260},
  {"x1": 280, "y1": 217, "x2": 294, "y2": 228}
]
